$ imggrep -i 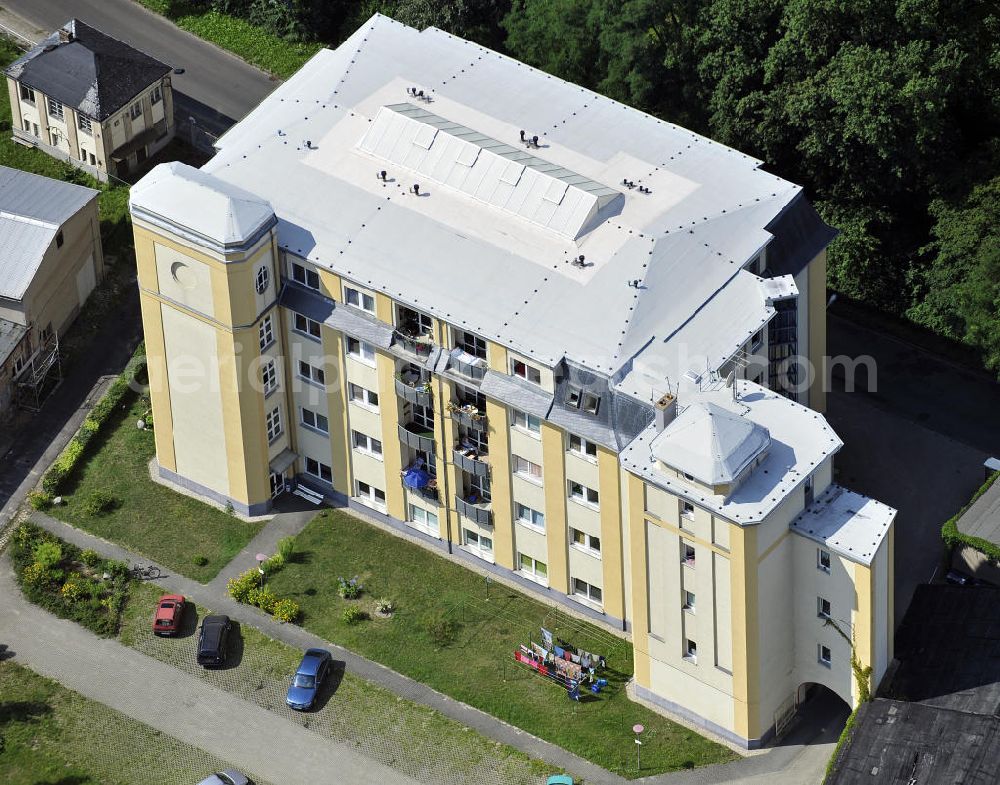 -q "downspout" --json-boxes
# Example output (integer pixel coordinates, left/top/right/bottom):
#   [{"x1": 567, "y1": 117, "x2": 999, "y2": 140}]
[{"x1": 434, "y1": 322, "x2": 453, "y2": 554}]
